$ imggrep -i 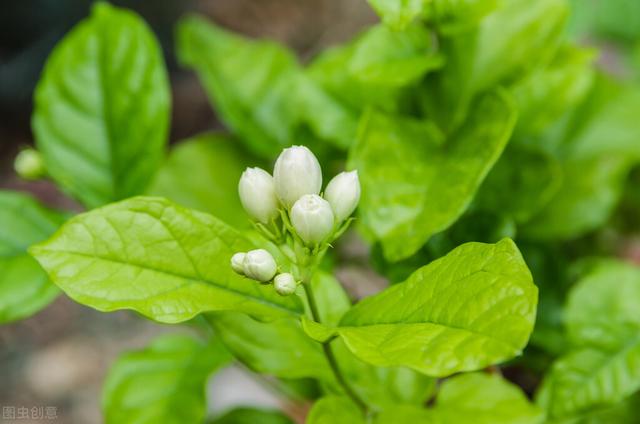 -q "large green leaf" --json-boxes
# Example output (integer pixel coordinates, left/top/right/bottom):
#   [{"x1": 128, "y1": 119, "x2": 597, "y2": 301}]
[
  {"x1": 350, "y1": 90, "x2": 516, "y2": 261},
  {"x1": 0, "y1": 191, "x2": 66, "y2": 323},
  {"x1": 336, "y1": 239, "x2": 537, "y2": 376},
  {"x1": 32, "y1": 3, "x2": 169, "y2": 208},
  {"x1": 537, "y1": 261, "x2": 640, "y2": 421},
  {"x1": 375, "y1": 373, "x2": 543, "y2": 424},
  {"x1": 424, "y1": 0, "x2": 568, "y2": 130},
  {"x1": 29, "y1": 196, "x2": 303, "y2": 323},
  {"x1": 521, "y1": 76, "x2": 640, "y2": 240},
  {"x1": 147, "y1": 133, "x2": 249, "y2": 228},
  {"x1": 102, "y1": 334, "x2": 231, "y2": 424},
  {"x1": 208, "y1": 312, "x2": 332, "y2": 381}
]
